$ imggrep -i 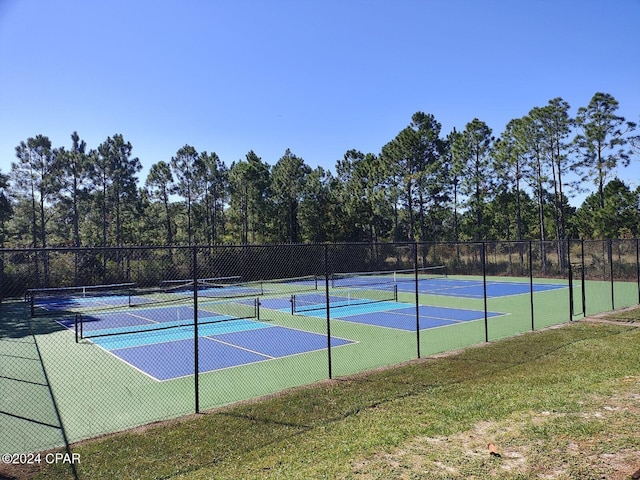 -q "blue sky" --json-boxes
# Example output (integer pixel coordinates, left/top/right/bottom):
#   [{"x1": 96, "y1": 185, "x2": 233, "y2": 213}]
[{"x1": 1, "y1": 0, "x2": 638, "y2": 206}]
